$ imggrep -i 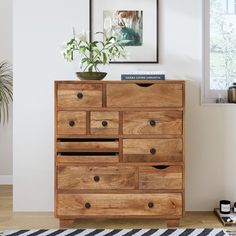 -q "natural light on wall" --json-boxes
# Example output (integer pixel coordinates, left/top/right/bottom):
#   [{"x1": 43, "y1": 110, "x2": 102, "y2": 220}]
[{"x1": 210, "y1": 0, "x2": 236, "y2": 90}]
